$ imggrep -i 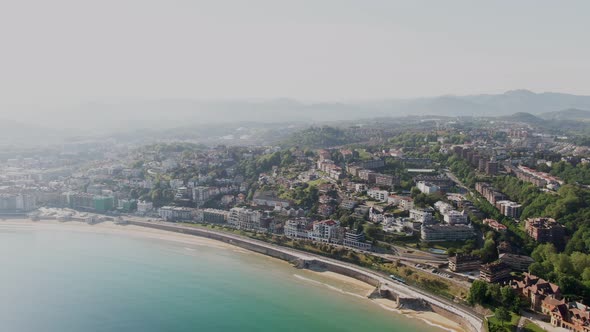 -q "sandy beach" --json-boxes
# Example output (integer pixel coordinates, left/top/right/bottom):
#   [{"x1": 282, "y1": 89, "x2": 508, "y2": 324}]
[{"x1": 0, "y1": 219, "x2": 466, "y2": 332}]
